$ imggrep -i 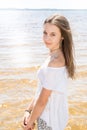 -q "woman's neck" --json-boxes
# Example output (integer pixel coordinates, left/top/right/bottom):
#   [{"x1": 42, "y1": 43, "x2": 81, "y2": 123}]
[
  {"x1": 50, "y1": 48, "x2": 61, "y2": 54},
  {"x1": 49, "y1": 48, "x2": 62, "y2": 60},
  {"x1": 50, "y1": 47, "x2": 60, "y2": 52}
]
